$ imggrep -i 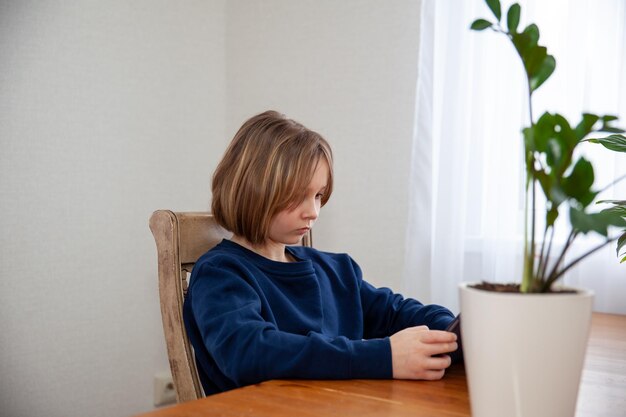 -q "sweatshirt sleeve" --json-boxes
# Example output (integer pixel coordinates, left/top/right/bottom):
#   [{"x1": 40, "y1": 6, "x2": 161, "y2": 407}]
[
  {"x1": 349, "y1": 257, "x2": 455, "y2": 338},
  {"x1": 187, "y1": 262, "x2": 392, "y2": 387}
]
